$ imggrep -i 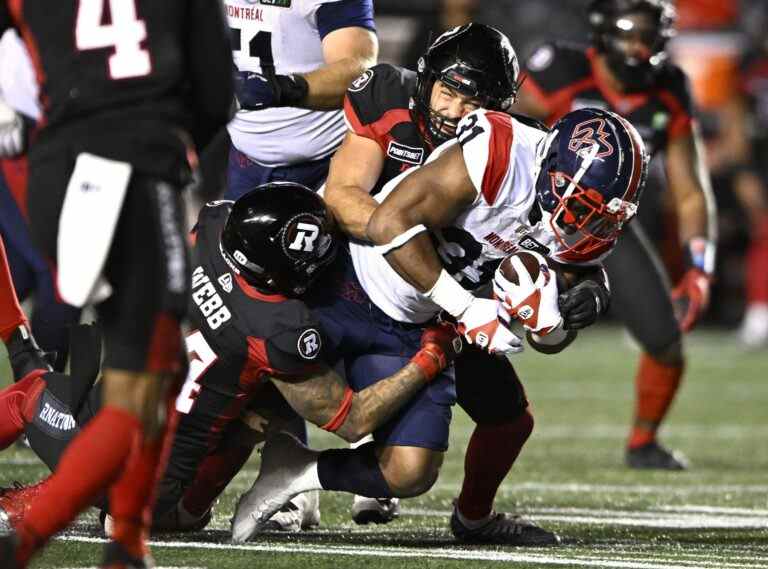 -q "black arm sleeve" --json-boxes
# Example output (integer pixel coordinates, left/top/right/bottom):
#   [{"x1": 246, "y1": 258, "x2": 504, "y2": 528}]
[{"x1": 185, "y1": 0, "x2": 235, "y2": 151}]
